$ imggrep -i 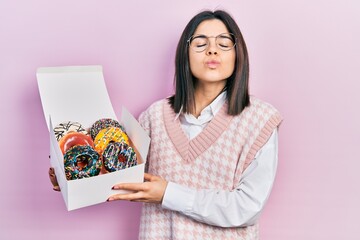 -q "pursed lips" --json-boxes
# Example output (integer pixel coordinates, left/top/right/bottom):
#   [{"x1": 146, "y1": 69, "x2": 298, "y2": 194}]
[{"x1": 205, "y1": 60, "x2": 220, "y2": 68}]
